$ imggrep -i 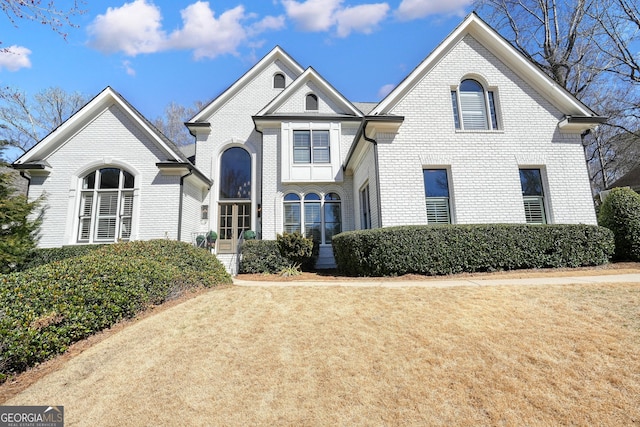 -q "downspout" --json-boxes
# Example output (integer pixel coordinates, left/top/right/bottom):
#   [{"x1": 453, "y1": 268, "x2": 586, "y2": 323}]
[
  {"x1": 177, "y1": 170, "x2": 193, "y2": 241},
  {"x1": 362, "y1": 120, "x2": 384, "y2": 228},
  {"x1": 19, "y1": 171, "x2": 31, "y2": 198}
]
